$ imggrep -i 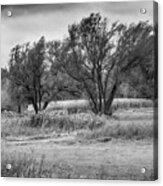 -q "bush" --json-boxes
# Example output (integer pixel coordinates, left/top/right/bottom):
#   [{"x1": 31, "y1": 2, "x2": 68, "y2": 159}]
[
  {"x1": 30, "y1": 114, "x2": 44, "y2": 127},
  {"x1": 35, "y1": 112, "x2": 105, "y2": 132},
  {"x1": 1, "y1": 111, "x2": 106, "y2": 137}
]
